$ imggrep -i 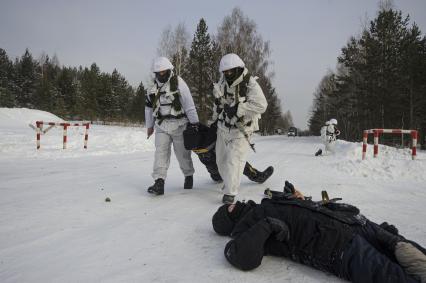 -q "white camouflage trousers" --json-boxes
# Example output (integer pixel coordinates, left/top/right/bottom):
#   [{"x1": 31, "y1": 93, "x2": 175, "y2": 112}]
[
  {"x1": 216, "y1": 128, "x2": 250, "y2": 196},
  {"x1": 324, "y1": 135, "x2": 336, "y2": 154},
  {"x1": 152, "y1": 122, "x2": 194, "y2": 180}
]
